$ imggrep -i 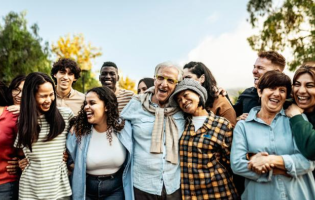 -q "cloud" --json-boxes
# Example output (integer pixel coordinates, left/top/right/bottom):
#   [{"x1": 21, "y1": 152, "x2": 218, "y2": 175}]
[
  {"x1": 181, "y1": 21, "x2": 258, "y2": 89},
  {"x1": 206, "y1": 12, "x2": 219, "y2": 23}
]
